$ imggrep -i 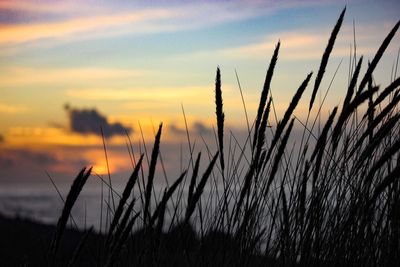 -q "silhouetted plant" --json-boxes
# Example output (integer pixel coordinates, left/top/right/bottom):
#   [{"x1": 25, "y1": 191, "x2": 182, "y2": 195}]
[{"x1": 49, "y1": 8, "x2": 400, "y2": 267}]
